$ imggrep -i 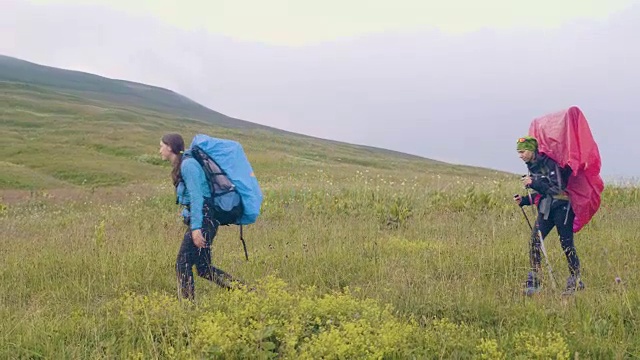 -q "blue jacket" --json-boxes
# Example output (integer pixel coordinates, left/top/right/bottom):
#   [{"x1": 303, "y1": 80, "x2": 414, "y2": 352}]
[{"x1": 176, "y1": 156, "x2": 211, "y2": 230}]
